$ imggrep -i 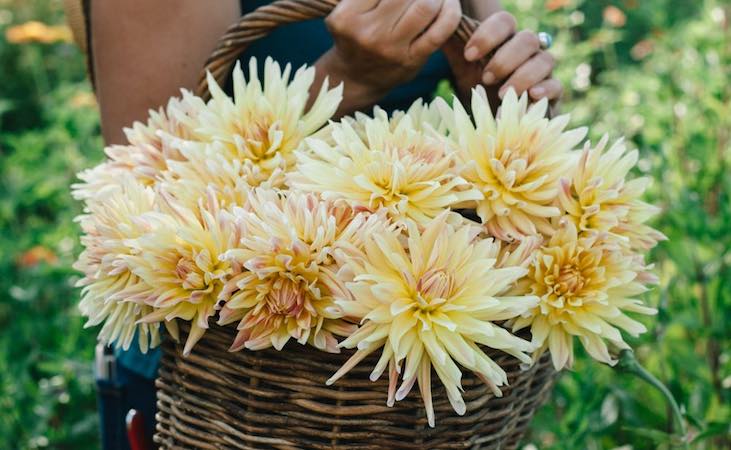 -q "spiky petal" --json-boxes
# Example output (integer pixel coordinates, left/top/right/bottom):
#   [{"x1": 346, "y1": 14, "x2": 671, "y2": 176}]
[
  {"x1": 289, "y1": 100, "x2": 482, "y2": 227},
  {"x1": 327, "y1": 212, "x2": 538, "y2": 426},
  {"x1": 217, "y1": 189, "x2": 385, "y2": 353},
  {"x1": 512, "y1": 220, "x2": 657, "y2": 370},
  {"x1": 437, "y1": 87, "x2": 586, "y2": 241}
]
